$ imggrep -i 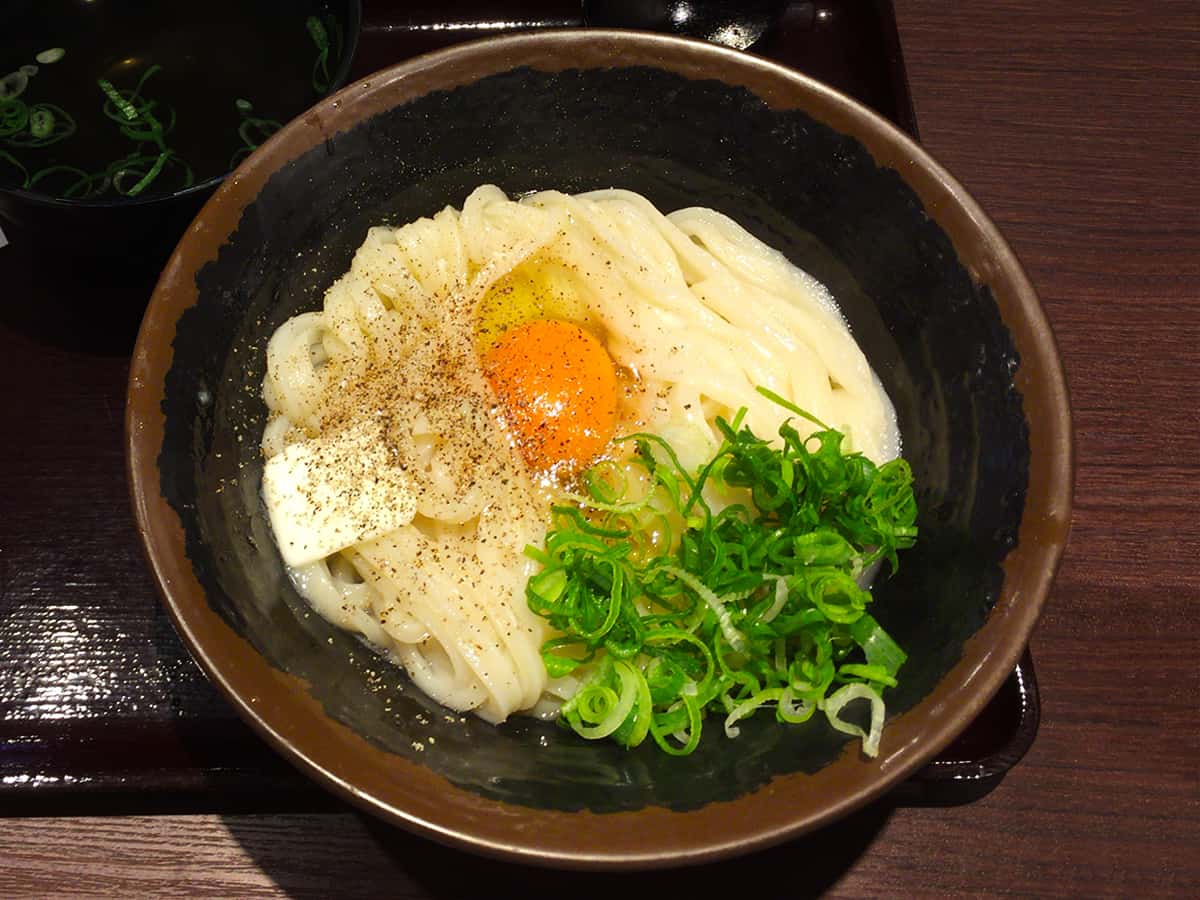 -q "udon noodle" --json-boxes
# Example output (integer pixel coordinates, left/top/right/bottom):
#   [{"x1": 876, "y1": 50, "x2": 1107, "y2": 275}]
[{"x1": 260, "y1": 185, "x2": 900, "y2": 725}]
